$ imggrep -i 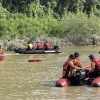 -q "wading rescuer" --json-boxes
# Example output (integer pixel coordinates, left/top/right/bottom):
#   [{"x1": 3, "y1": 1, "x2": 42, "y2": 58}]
[
  {"x1": 88, "y1": 54, "x2": 100, "y2": 78},
  {"x1": 62, "y1": 54, "x2": 81, "y2": 78}
]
